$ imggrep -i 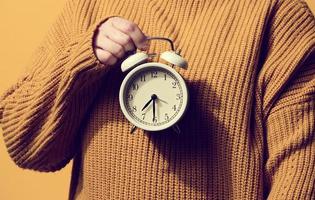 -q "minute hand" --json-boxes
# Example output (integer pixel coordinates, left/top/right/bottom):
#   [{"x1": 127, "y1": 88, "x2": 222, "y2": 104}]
[{"x1": 152, "y1": 98, "x2": 156, "y2": 122}]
